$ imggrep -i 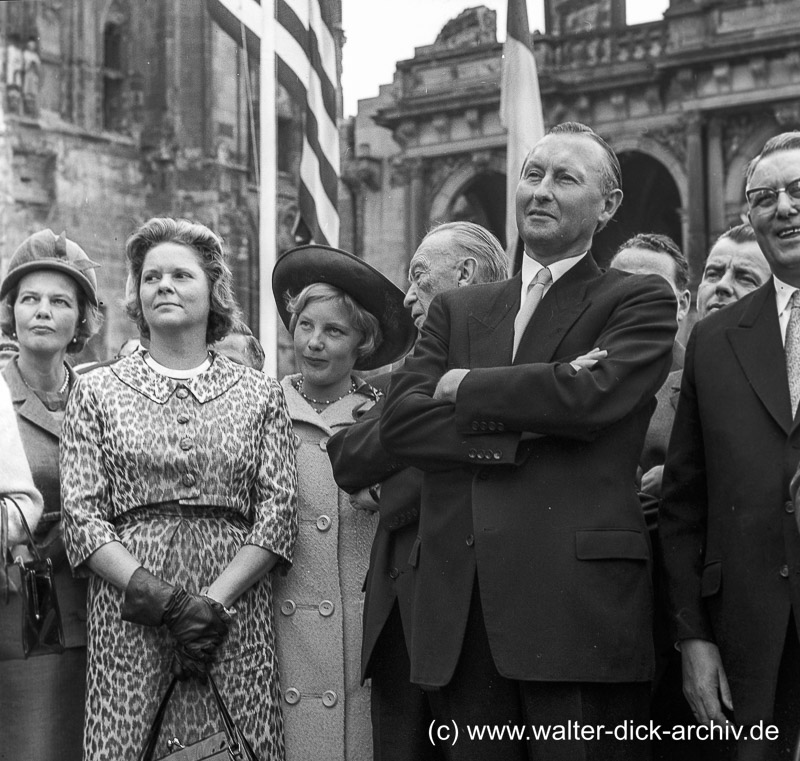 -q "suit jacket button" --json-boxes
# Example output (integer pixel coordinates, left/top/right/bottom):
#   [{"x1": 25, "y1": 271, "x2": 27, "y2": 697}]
[
  {"x1": 280, "y1": 600, "x2": 296, "y2": 616},
  {"x1": 468, "y1": 449, "x2": 476, "y2": 459},
  {"x1": 476, "y1": 451, "x2": 484, "y2": 460},
  {"x1": 480, "y1": 422, "x2": 488, "y2": 431},
  {"x1": 466, "y1": 534, "x2": 474, "y2": 547},
  {"x1": 471, "y1": 422, "x2": 479, "y2": 431},
  {"x1": 389, "y1": 568, "x2": 400, "y2": 579},
  {"x1": 319, "y1": 600, "x2": 335, "y2": 617},
  {"x1": 322, "y1": 690, "x2": 338, "y2": 708},
  {"x1": 316, "y1": 515, "x2": 332, "y2": 531},
  {"x1": 284, "y1": 688, "x2": 301, "y2": 705},
  {"x1": 488, "y1": 422, "x2": 496, "y2": 431},
  {"x1": 785, "y1": 501, "x2": 795, "y2": 514},
  {"x1": 780, "y1": 564, "x2": 790, "y2": 578},
  {"x1": 493, "y1": 450, "x2": 501, "y2": 460},
  {"x1": 497, "y1": 423, "x2": 505, "y2": 432}
]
